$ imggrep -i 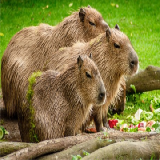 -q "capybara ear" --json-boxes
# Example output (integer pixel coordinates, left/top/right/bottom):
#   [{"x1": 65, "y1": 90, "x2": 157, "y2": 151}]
[
  {"x1": 77, "y1": 55, "x2": 84, "y2": 68},
  {"x1": 88, "y1": 5, "x2": 91, "y2": 8},
  {"x1": 89, "y1": 53, "x2": 92, "y2": 59},
  {"x1": 79, "y1": 8, "x2": 86, "y2": 22},
  {"x1": 106, "y1": 28, "x2": 111, "y2": 42},
  {"x1": 115, "y1": 24, "x2": 120, "y2": 30}
]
